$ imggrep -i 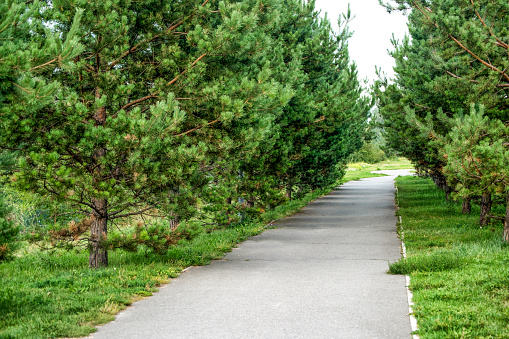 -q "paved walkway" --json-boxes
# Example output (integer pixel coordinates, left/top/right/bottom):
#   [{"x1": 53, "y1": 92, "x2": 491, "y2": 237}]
[{"x1": 91, "y1": 170, "x2": 413, "y2": 338}]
